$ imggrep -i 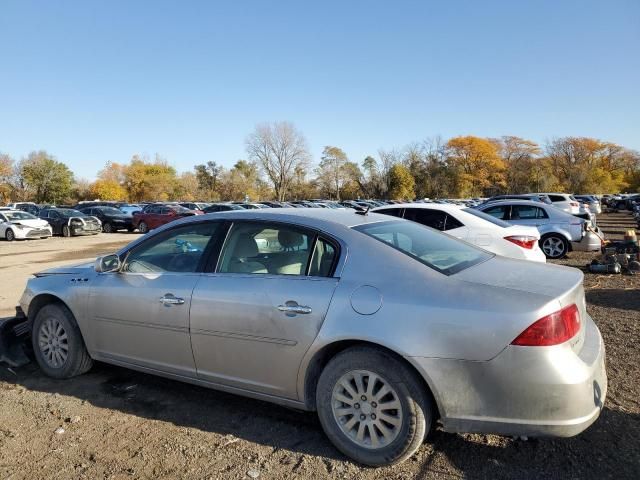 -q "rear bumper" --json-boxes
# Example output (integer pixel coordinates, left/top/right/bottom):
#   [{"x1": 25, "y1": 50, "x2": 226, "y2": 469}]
[
  {"x1": 572, "y1": 231, "x2": 603, "y2": 252},
  {"x1": 410, "y1": 313, "x2": 607, "y2": 437}
]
